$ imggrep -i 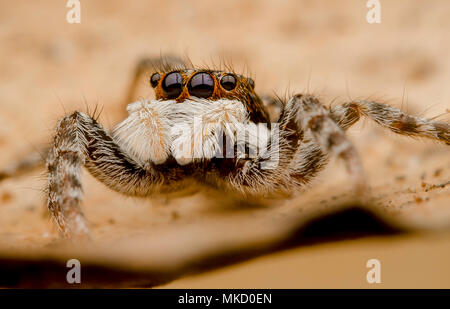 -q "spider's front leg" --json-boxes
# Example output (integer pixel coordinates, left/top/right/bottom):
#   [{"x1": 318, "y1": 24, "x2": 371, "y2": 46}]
[
  {"x1": 47, "y1": 111, "x2": 167, "y2": 239},
  {"x1": 225, "y1": 94, "x2": 366, "y2": 196},
  {"x1": 284, "y1": 94, "x2": 367, "y2": 195}
]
